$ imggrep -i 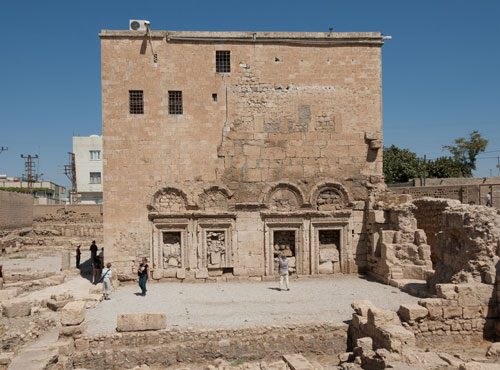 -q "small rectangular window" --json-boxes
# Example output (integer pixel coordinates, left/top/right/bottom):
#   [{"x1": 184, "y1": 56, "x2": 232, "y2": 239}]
[
  {"x1": 168, "y1": 91, "x2": 183, "y2": 115},
  {"x1": 129, "y1": 90, "x2": 144, "y2": 114},
  {"x1": 216, "y1": 50, "x2": 230, "y2": 73},
  {"x1": 90, "y1": 172, "x2": 101, "y2": 184},
  {"x1": 89, "y1": 150, "x2": 101, "y2": 161}
]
